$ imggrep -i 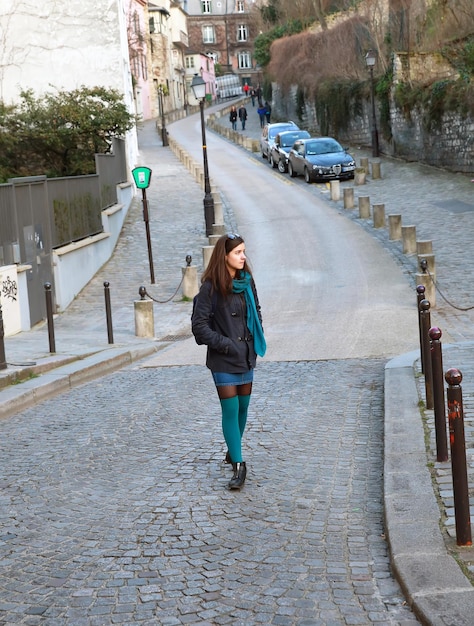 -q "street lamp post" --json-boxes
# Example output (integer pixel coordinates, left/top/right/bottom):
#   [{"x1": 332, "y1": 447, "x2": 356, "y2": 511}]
[
  {"x1": 191, "y1": 74, "x2": 215, "y2": 236},
  {"x1": 158, "y1": 85, "x2": 169, "y2": 147},
  {"x1": 365, "y1": 49, "x2": 379, "y2": 158}
]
